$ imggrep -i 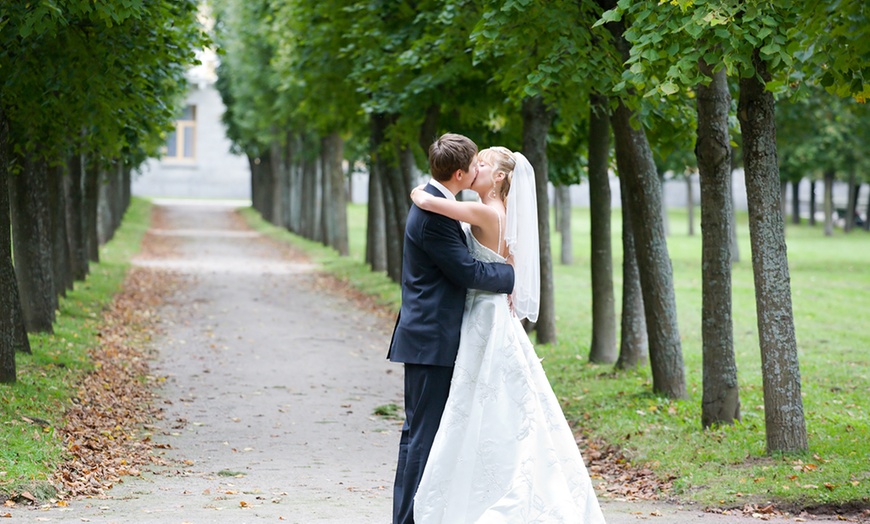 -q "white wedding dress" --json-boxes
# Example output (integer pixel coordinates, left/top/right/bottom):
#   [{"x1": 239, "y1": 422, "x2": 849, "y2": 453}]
[{"x1": 414, "y1": 229, "x2": 606, "y2": 524}]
